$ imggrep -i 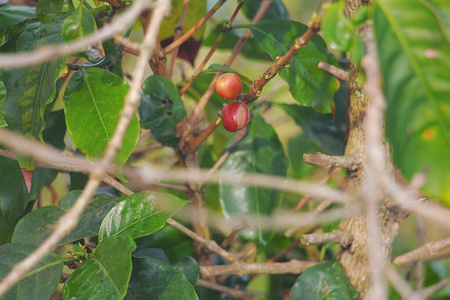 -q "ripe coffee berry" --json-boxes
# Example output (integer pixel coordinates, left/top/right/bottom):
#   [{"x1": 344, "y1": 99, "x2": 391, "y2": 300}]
[
  {"x1": 222, "y1": 101, "x2": 249, "y2": 132},
  {"x1": 215, "y1": 73, "x2": 242, "y2": 100}
]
